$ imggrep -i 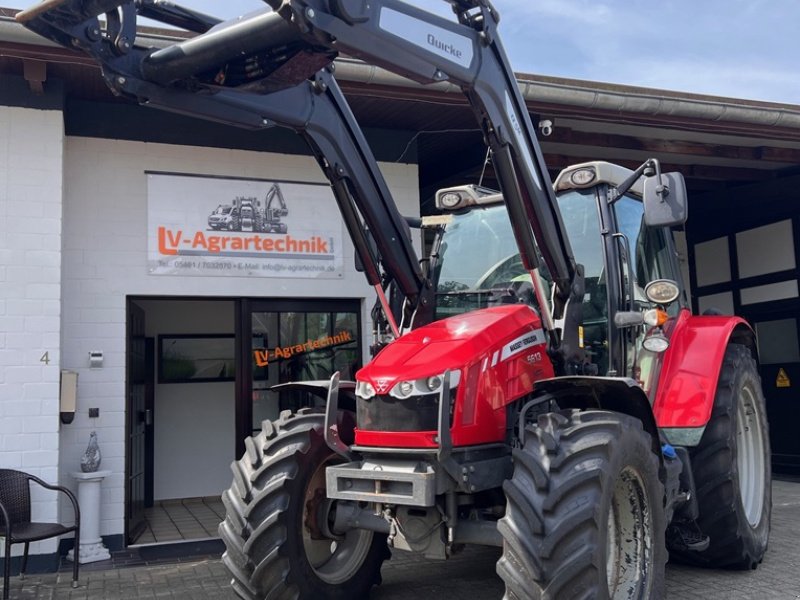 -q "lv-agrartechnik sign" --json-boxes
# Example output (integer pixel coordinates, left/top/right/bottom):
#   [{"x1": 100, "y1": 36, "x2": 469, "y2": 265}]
[{"x1": 147, "y1": 173, "x2": 344, "y2": 278}]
